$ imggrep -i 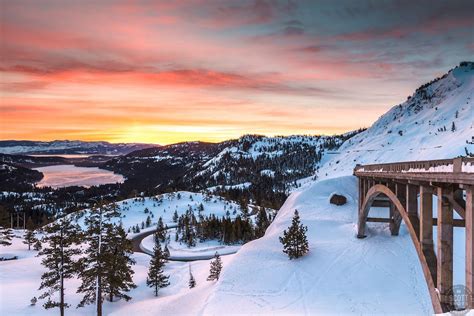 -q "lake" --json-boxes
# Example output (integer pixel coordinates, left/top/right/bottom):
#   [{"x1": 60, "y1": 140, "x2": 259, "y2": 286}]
[{"x1": 34, "y1": 165, "x2": 125, "y2": 188}]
